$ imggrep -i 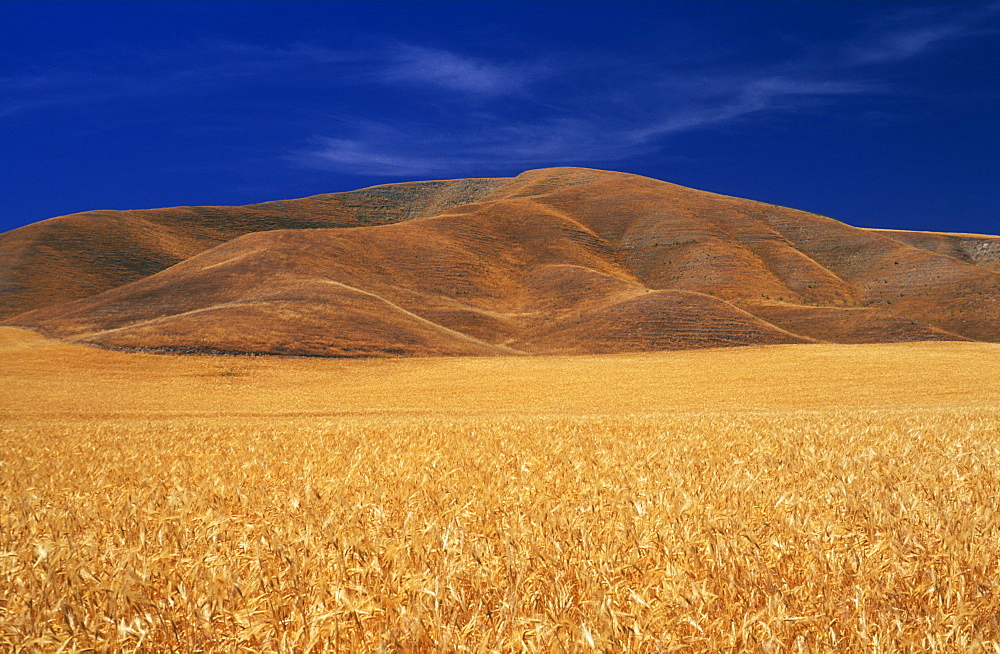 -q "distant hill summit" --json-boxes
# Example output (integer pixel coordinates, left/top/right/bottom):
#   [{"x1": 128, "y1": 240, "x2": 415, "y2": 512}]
[{"x1": 3, "y1": 167, "x2": 998, "y2": 356}]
